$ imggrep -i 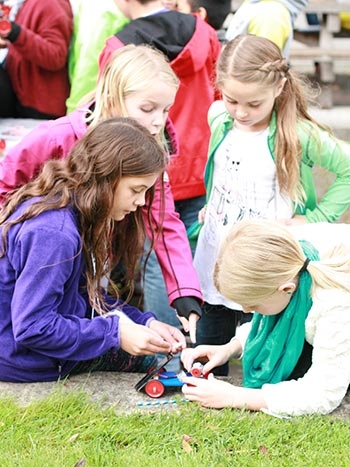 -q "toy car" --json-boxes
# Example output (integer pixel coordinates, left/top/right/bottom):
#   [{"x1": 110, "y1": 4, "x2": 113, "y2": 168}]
[{"x1": 135, "y1": 352, "x2": 207, "y2": 398}]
